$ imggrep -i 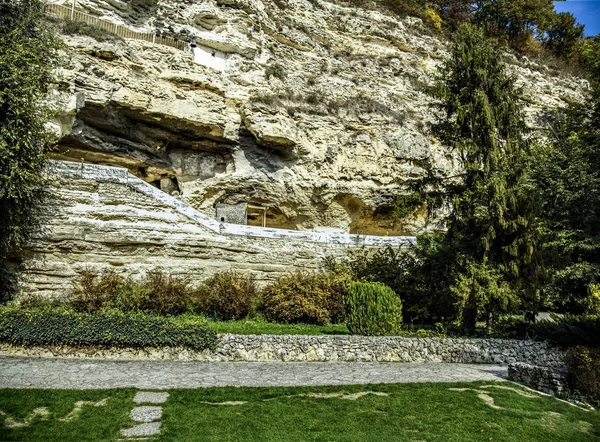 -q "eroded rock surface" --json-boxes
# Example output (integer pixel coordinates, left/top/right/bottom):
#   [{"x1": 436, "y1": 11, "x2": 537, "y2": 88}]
[{"x1": 47, "y1": 0, "x2": 589, "y2": 235}]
